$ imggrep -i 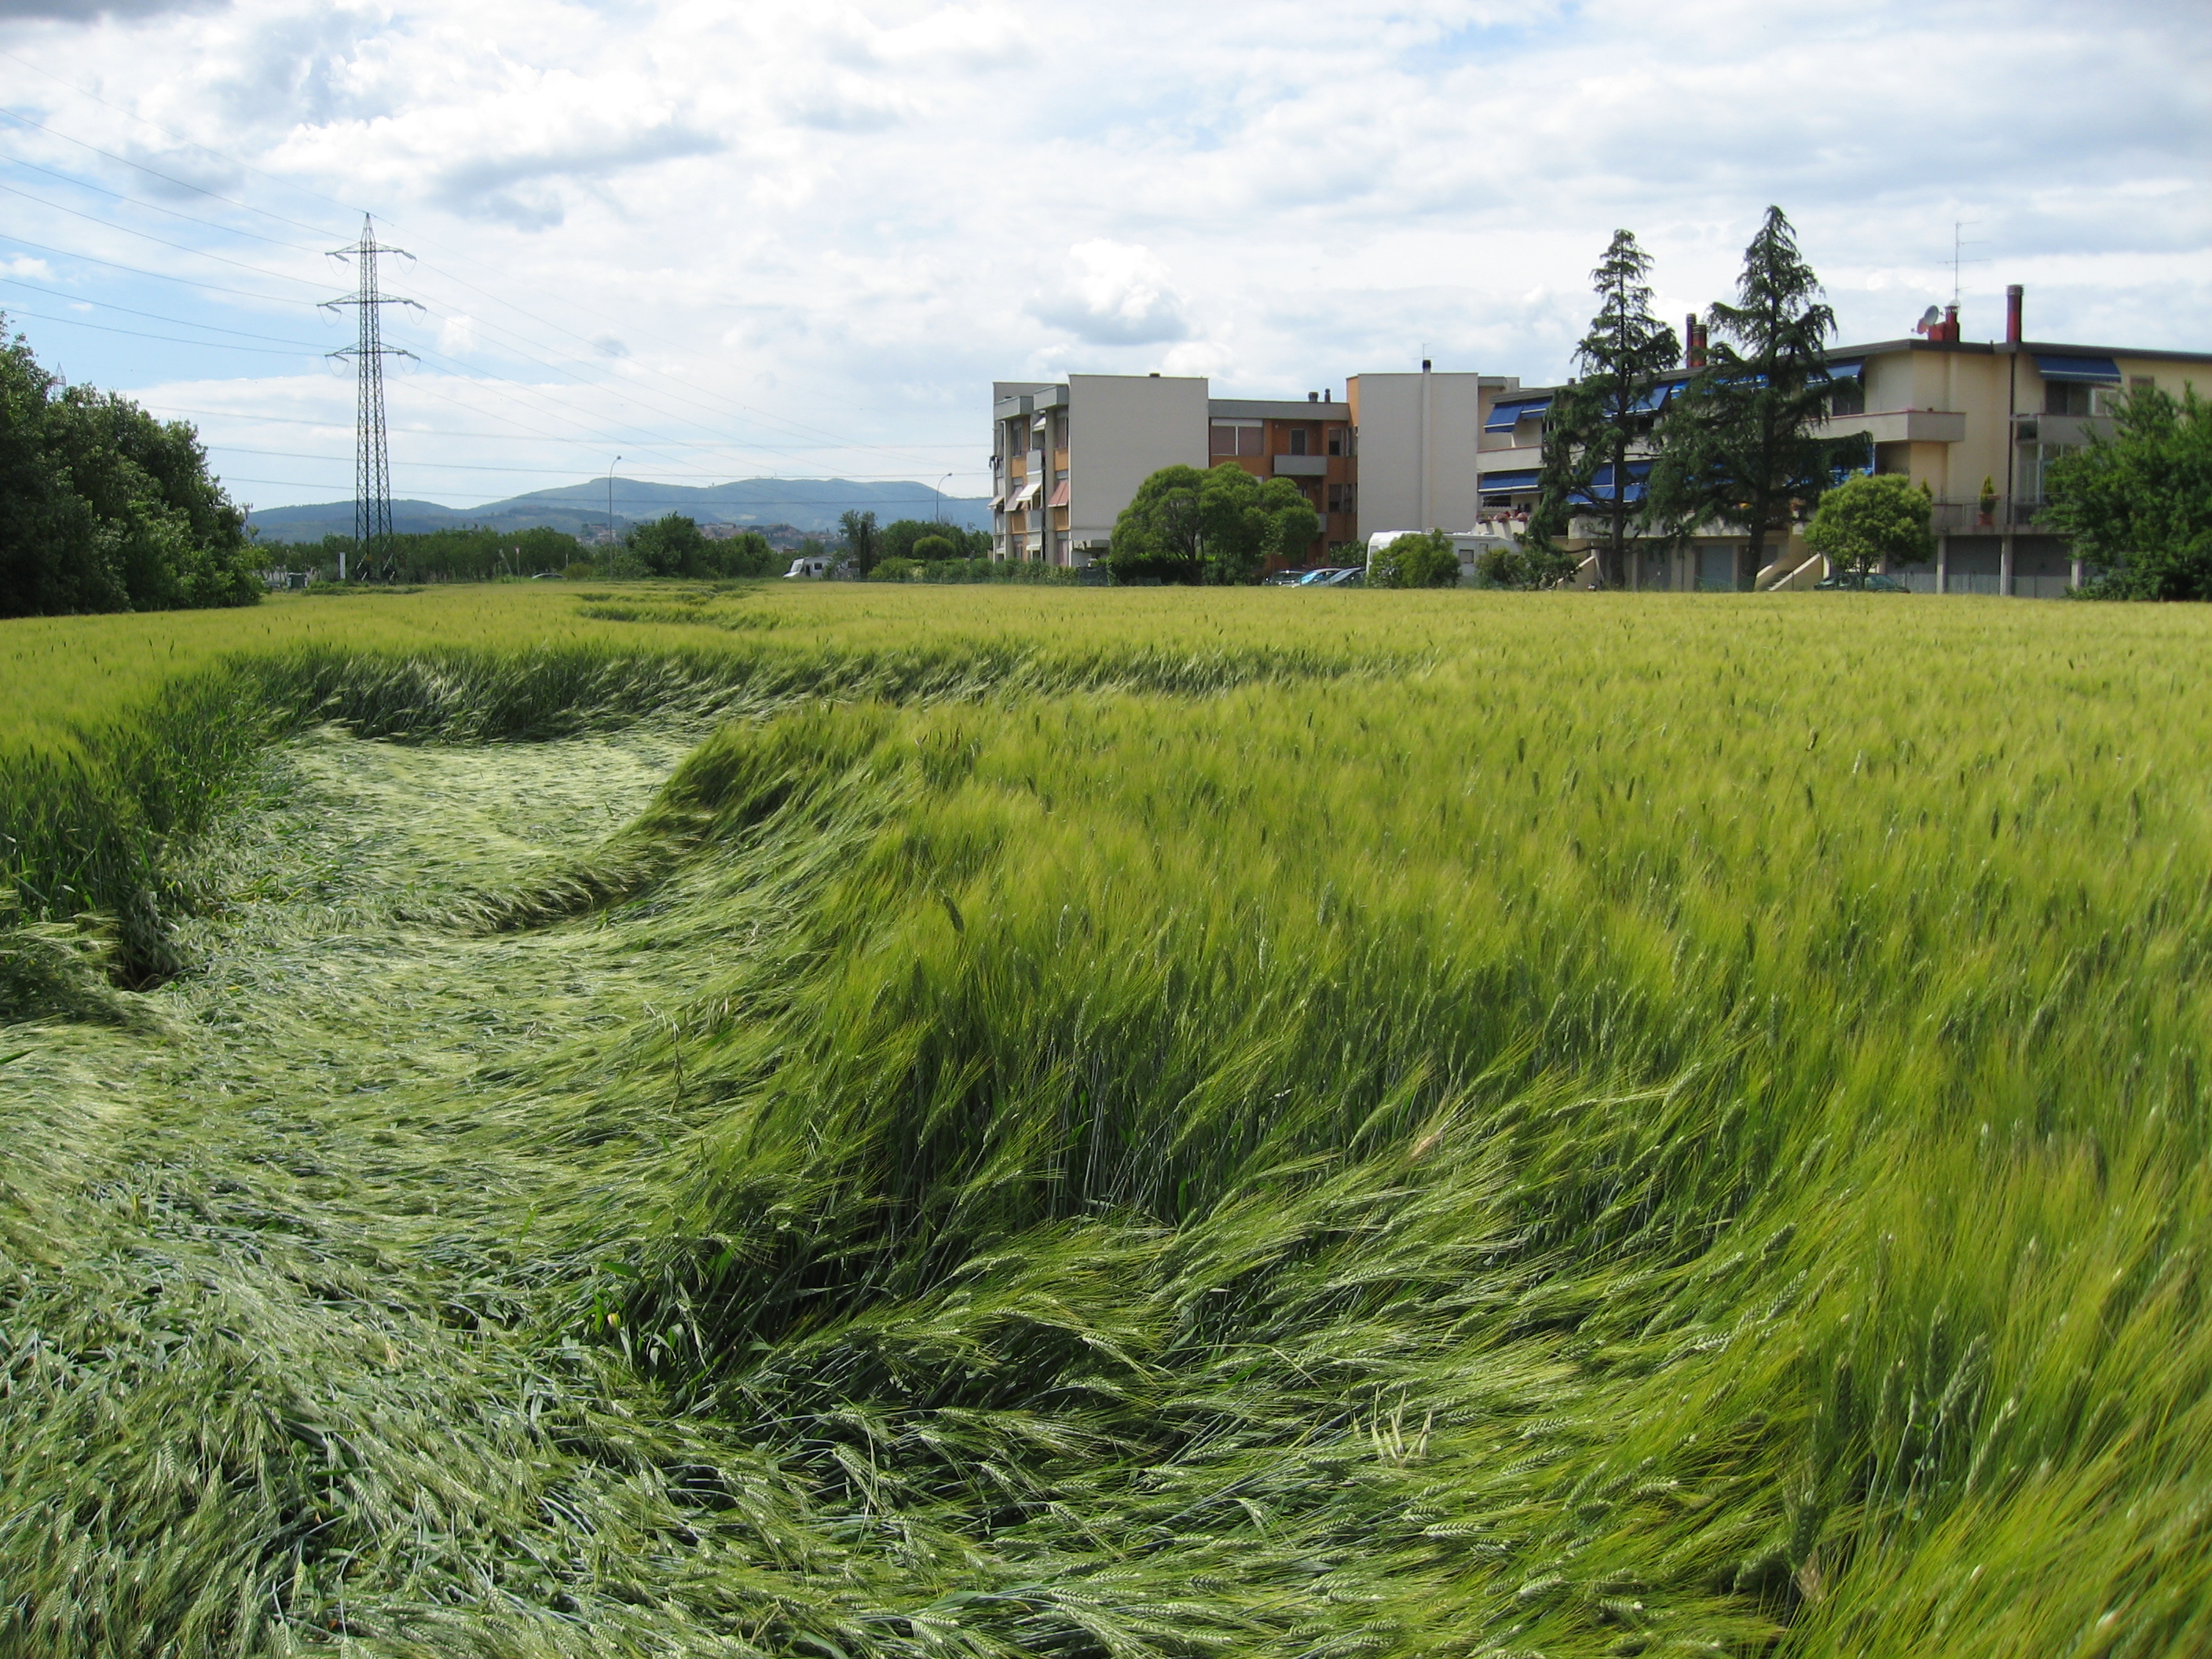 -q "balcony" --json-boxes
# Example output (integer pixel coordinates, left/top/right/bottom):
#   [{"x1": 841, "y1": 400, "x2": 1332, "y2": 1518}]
[
  {"x1": 1816, "y1": 408, "x2": 1968, "y2": 445},
  {"x1": 1928, "y1": 497, "x2": 2049, "y2": 534},
  {"x1": 1273, "y1": 455, "x2": 1328, "y2": 477}
]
